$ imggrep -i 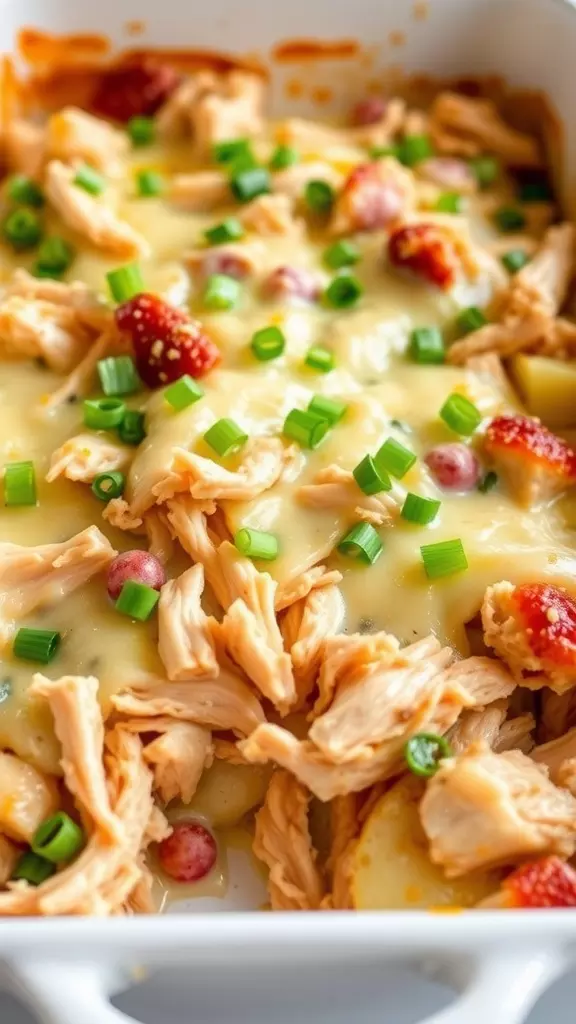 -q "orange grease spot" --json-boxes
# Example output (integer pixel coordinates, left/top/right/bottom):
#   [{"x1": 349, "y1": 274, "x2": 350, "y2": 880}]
[
  {"x1": 311, "y1": 85, "x2": 333, "y2": 105},
  {"x1": 285, "y1": 78, "x2": 304, "y2": 100},
  {"x1": 413, "y1": 1, "x2": 429, "y2": 20},
  {"x1": 389, "y1": 31, "x2": 406, "y2": 48},
  {"x1": 18, "y1": 28, "x2": 110, "y2": 67},
  {"x1": 124, "y1": 21, "x2": 146, "y2": 37},
  {"x1": 272, "y1": 38, "x2": 359, "y2": 63}
]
